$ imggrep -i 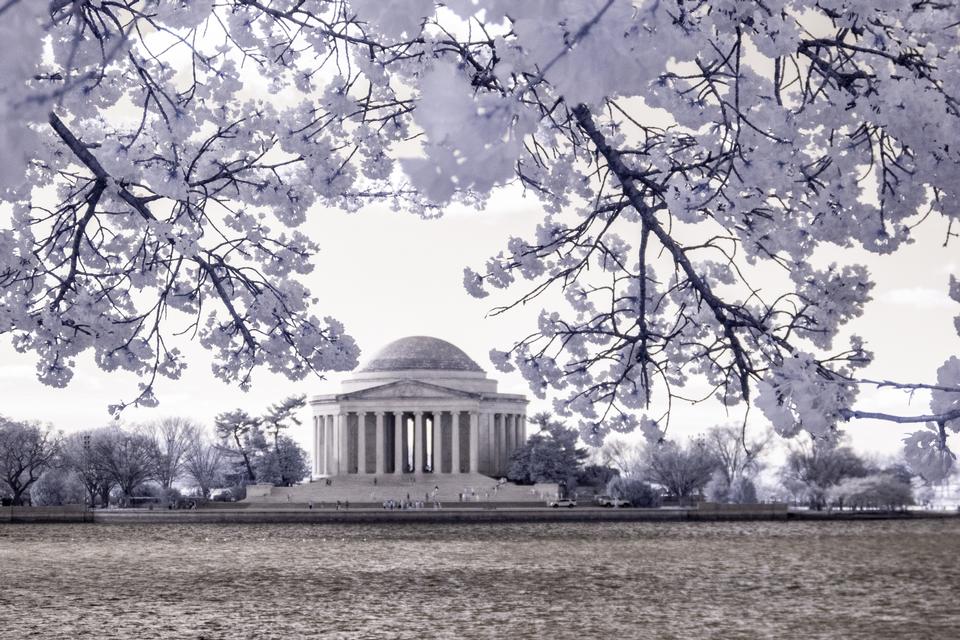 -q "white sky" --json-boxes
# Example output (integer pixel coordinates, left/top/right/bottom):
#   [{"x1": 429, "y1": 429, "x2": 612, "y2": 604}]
[{"x1": 1, "y1": 181, "x2": 957, "y2": 463}]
